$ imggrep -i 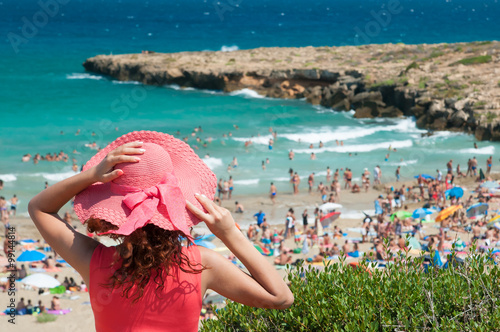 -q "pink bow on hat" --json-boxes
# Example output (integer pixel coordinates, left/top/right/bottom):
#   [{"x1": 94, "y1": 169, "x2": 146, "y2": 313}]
[{"x1": 101, "y1": 173, "x2": 191, "y2": 238}]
